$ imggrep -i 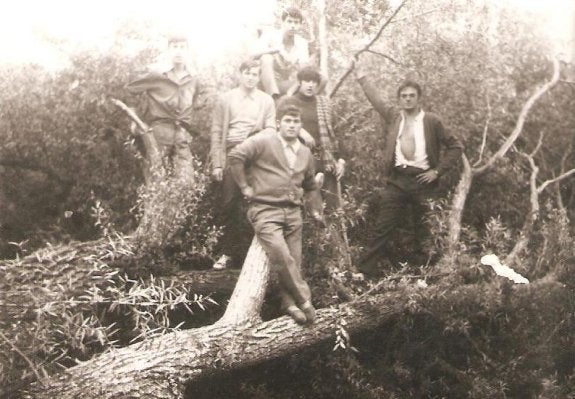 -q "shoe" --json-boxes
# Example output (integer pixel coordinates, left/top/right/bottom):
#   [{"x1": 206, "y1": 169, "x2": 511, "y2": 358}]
[
  {"x1": 286, "y1": 306, "x2": 307, "y2": 325},
  {"x1": 300, "y1": 301, "x2": 316, "y2": 324},
  {"x1": 213, "y1": 255, "x2": 232, "y2": 270}
]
